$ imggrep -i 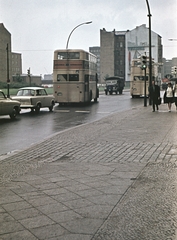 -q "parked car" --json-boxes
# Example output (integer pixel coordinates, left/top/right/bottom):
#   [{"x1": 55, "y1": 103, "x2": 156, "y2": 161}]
[
  {"x1": 105, "y1": 76, "x2": 125, "y2": 95},
  {"x1": 0, "y1": 90, "x2": 21, "y2": 119},
  {"x1": 12, "y1": 87, "x2": 55, "y2": 113}
]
